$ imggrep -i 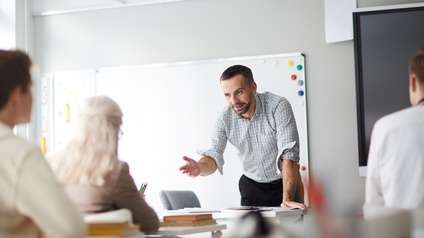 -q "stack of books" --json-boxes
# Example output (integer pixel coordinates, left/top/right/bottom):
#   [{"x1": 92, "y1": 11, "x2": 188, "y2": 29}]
[
  {"x1": 87, "y1": 221, "x2": 143, "y2": 237},
  {"x1": 161, "y1": 213, "x2": 217, "y2": 227}
]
